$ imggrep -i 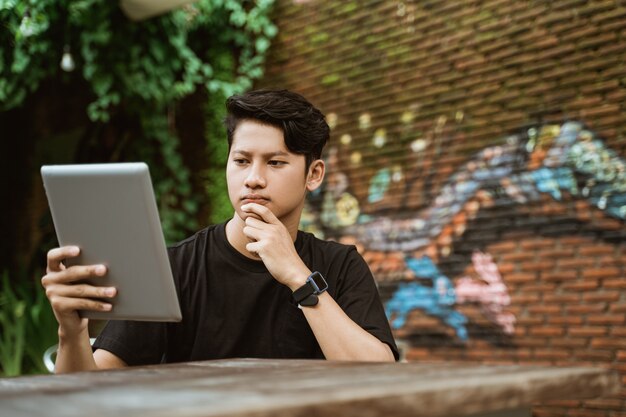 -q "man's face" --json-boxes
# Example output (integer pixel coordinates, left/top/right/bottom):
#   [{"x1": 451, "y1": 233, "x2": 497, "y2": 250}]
[{"x1": 226, "y1": 120, "x2": 309, "y2": 226}]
